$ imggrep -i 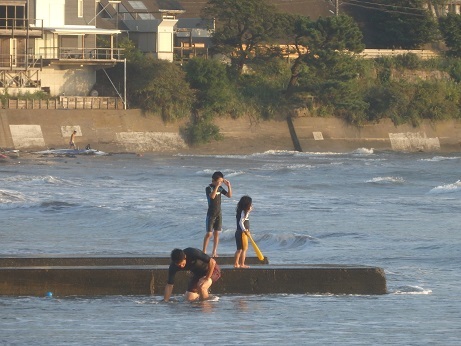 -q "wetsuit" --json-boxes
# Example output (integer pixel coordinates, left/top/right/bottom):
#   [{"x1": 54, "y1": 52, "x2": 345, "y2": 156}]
[
  {"x1": 235, "y1": 210, "x2": 250, "y2": 250},
  {"x1": 205, "y1": 184, "x2": 228, "y2": 233},
  {"x1": 167, "y1": 248, "x2": 221, "y2": 292}
]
